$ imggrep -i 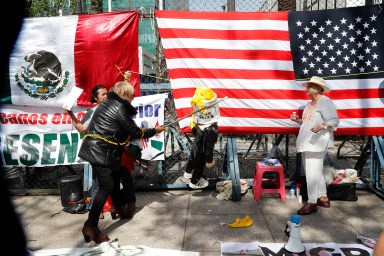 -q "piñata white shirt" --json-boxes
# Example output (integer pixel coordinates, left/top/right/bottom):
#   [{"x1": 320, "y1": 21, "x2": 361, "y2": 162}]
[
  {"x1": 296, "y1": 96, "x2": 339, "y2": 152},
  {"x1": 193, "y1": 95, "x2": 220, "y2": 130}
]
